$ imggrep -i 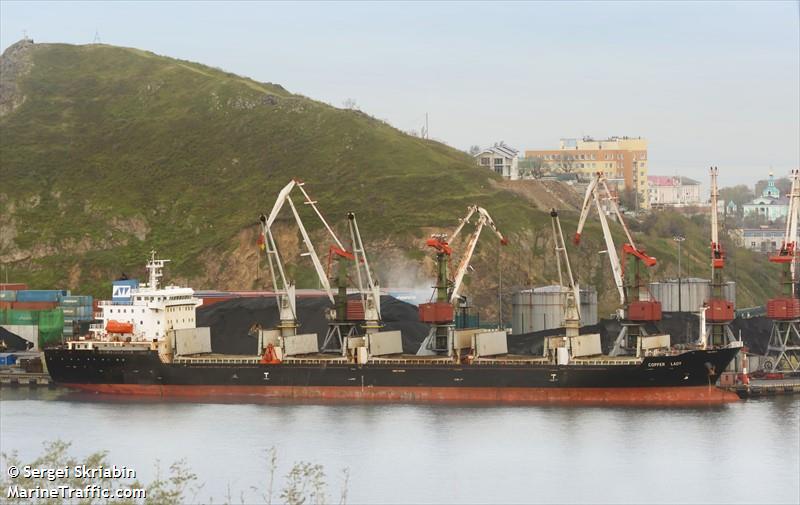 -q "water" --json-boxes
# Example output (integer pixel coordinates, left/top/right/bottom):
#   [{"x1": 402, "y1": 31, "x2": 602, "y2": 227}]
[{"x1": 1, "y1": 389, "x2": 798, "y2": 504}]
